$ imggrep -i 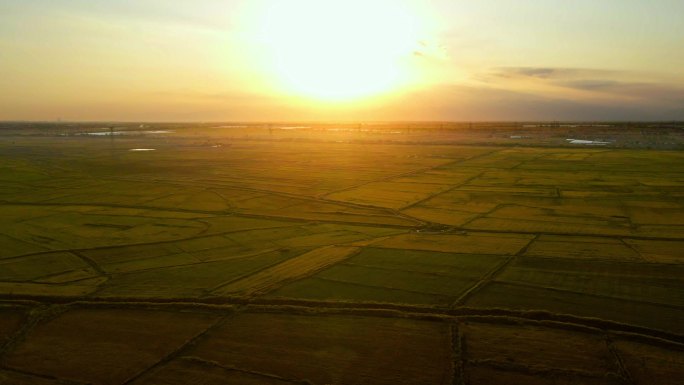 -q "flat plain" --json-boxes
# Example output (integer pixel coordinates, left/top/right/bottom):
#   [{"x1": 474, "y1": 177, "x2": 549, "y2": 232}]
[{"x1": 0, "y1": 122, "x2": 683, "y2": 384}]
